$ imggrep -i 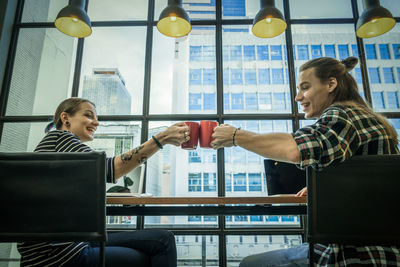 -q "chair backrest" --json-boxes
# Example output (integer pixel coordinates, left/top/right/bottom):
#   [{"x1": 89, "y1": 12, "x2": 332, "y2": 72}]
[
  {"x1": 307, "y1": 154, "x2": 400, "y2": 246},
  {"x1": 0, "y1": 152, "x2": 107, "y2": 243}
]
